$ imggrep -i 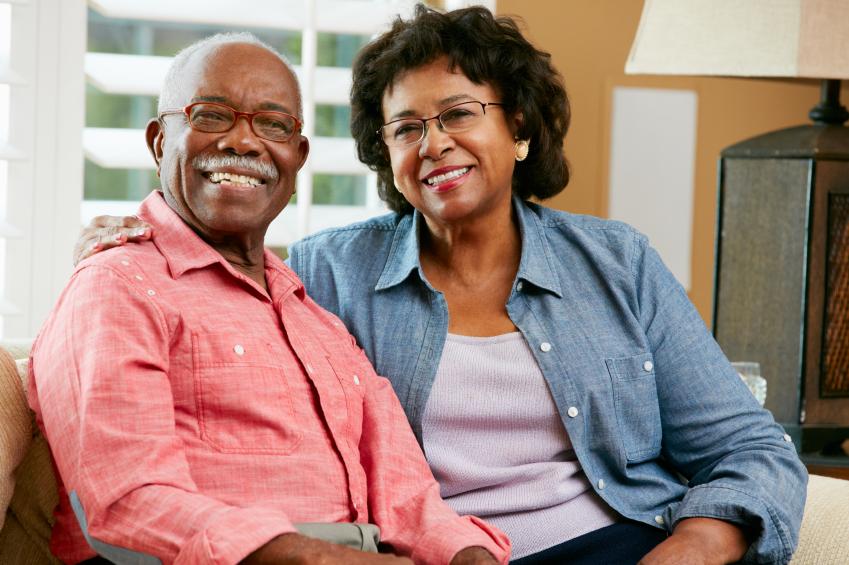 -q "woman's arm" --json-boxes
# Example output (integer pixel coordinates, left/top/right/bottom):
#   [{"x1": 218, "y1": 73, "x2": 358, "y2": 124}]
[
  {"x1": 639, "y1": 517, "x2": 750, "y2": 565},
  {"x1": 632, "y1": 238, "x2": 807, "y2": 564}
]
